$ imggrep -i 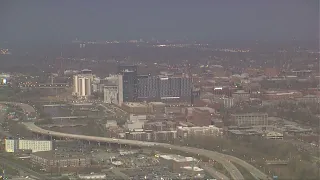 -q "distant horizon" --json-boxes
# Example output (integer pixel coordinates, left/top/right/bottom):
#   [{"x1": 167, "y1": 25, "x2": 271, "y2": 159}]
[{"x1": 0, "y1": 0, "x2": 318, "y2": 44}]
